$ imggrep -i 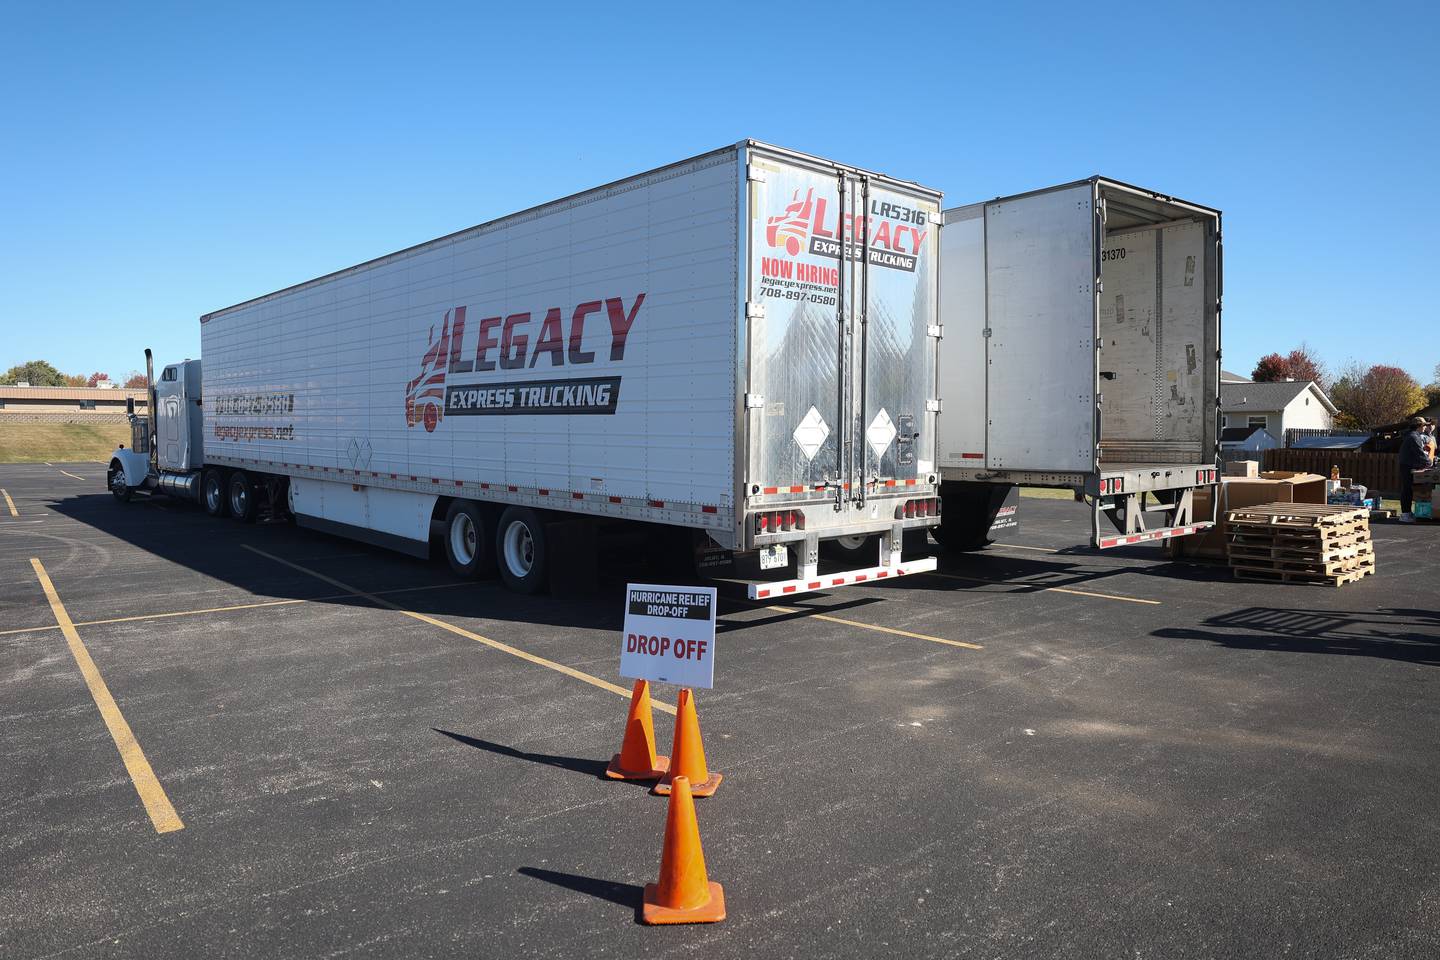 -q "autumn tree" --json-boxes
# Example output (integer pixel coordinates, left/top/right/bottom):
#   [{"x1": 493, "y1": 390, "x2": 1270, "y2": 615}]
[
  {"x1": 63, "y1": 373, "x2": 89, "y2": 387},
  {"x1": 123, "y1": 372, "x2": 148, "y2": 389},
  {"x1": 86, "y1": 372, "x2": 111, "y2": 387},
  {"x1": 1251, "y1": 343, "x2": 1328, "y2": 388},
  {"x1": 1329, "y1": 363, "x2": 1426, "y2": 428},
  {"x1": 0, "y1": 360, "x2": 67, "y2": 386},
  {"x1": 1251, "y1": 353, "x2": 1289, "y2": 382}
]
